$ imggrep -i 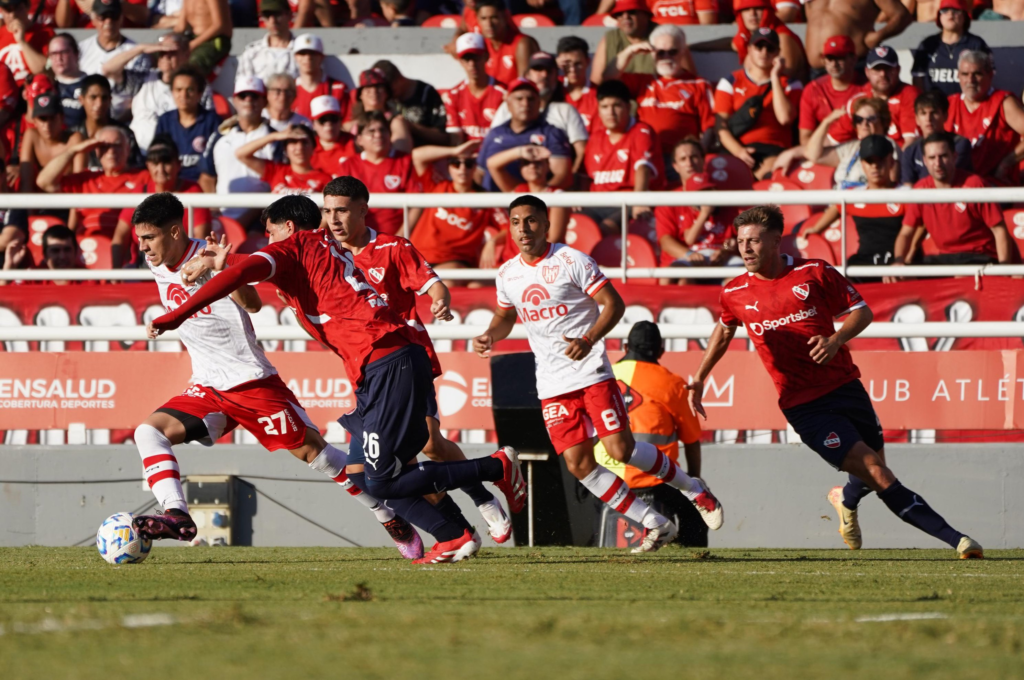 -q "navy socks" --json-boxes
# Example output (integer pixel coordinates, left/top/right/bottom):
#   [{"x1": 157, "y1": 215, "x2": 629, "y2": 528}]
[{"x1": 878, "y1": 481, "x2": 962, "y2": 548}]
